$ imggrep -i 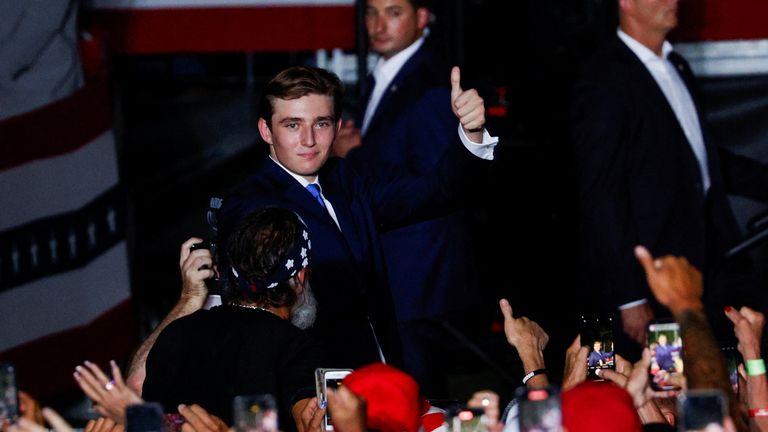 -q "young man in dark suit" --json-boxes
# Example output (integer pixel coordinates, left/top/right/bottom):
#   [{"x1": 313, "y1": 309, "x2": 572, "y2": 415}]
[
  {"x1": 570, "y1": 0, "x2": 768, "y2": 355},
  {"x1": 218, "y1": 65, "x2": 496, "y2": 371},
  {"x1": 332, "y1": 0, "x2": 485, "y2": 395}
]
